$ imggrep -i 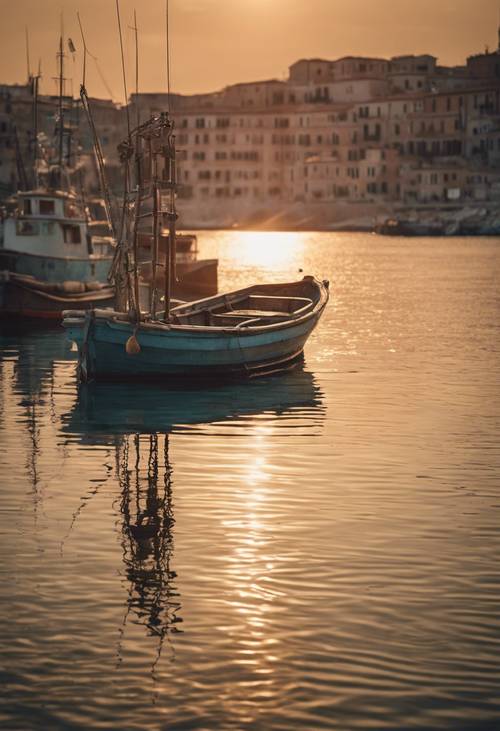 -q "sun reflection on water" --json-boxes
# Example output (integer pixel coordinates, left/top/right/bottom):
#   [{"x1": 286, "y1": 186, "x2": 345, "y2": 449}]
[
  {"x1": 227, "y1": 231, "x2": 306, "y2": 271},
  {"x1": 220, "y1": 421, "x2": 286, "y2": 697}
]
